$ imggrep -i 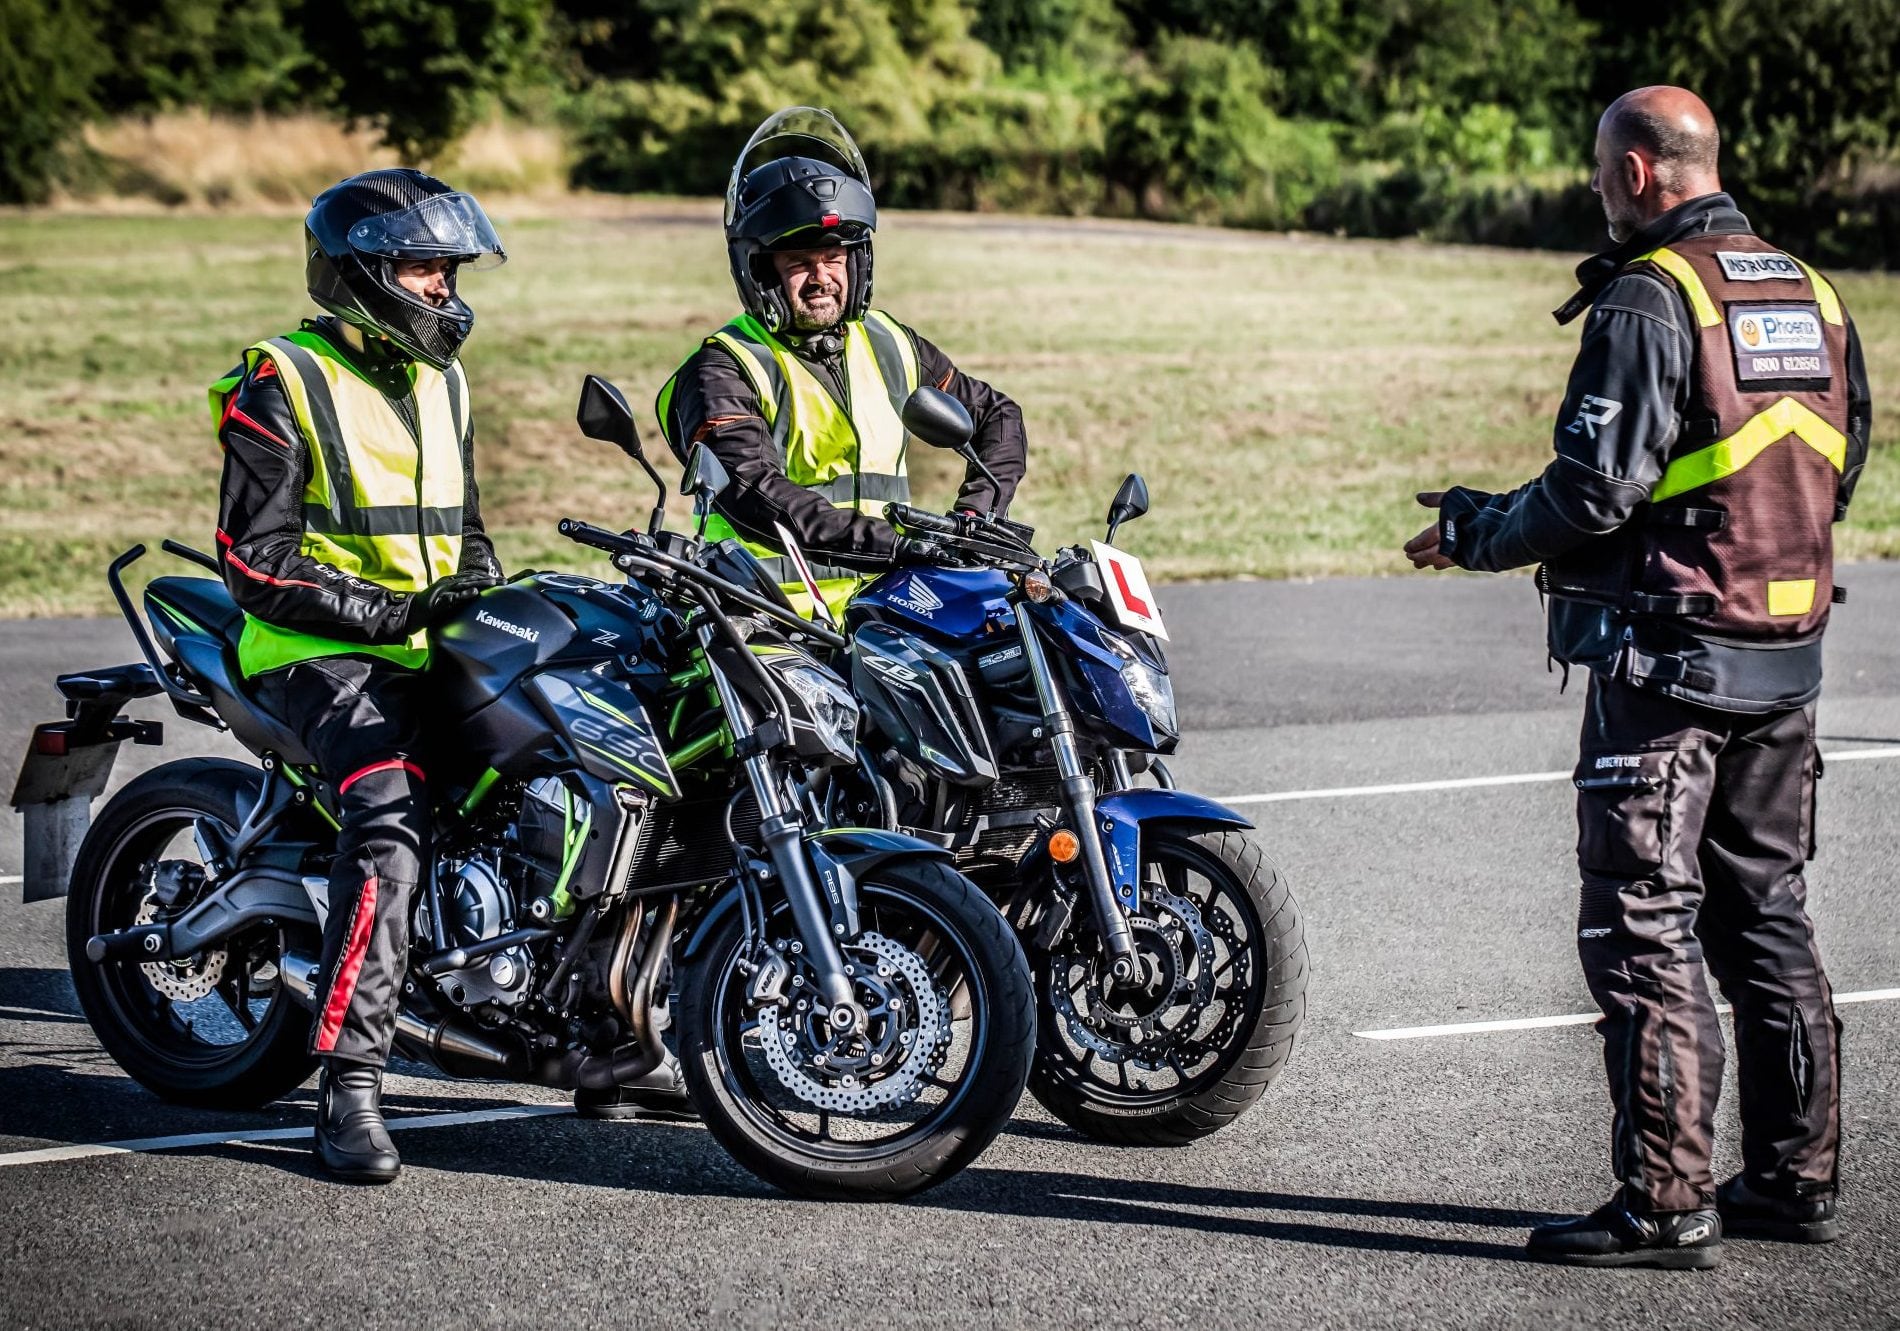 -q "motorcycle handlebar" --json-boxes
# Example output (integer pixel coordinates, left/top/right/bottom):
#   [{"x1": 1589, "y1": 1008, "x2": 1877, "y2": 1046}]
[
  {"x1": 883, "y1": 503, "x2": 961, "y2": 538},
  {"x1": 557, "y1": 518, "x2": 645, "y2": 556}
]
